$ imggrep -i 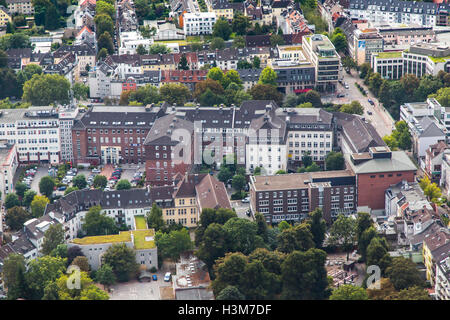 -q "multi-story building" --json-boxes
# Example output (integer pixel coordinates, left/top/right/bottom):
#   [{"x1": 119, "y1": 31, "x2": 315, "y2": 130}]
[
  {"x1": 0, "y1": 106, "x2": 61, "y2": 164},
  {"x1": 206, "y1": 0, "x2": 244, "y2": 21},
  {"x1": 385, "y1": 180, "x2": 432, "y2": 218},
  {"x1": 346, "y1": 146, "x2": 417, "y2": 213},
  {"x1": 352, "y1": 28, "x2": 384, "y2": 65},
  {"x1": 425, "y1": 141, "x2": 450, "y2": 182},
  {"x1": 423, "y1": 230, "x2": 450, "y2": 287},
  {"x1": 53, "y1": 44, "x2": 96, "y2": 82},
  {"x1": 69, "y1": 228, "x2": 158, "y2": 271},
  {"x1": 58, "y1": 107, "x2": 79, "y2": 164},
  {"x1": 182, "y1": 12, "x2": 216, "y2": 36},
  {"x1": 277, "y1": 108, "x2": 334, "y2": 167},
  {"x1": 160, "y1": 69, "x2": 207, "y2": 91},
  {"x1": 400, "y1": 101, "x2": 446, "y2": 160},
  {"x1": 302, "y1": 34, "x2": 340, "y2": 92},
  {"x1": 371, "y1": 51, "x2": 404, "y2": 79},
  {"x1": 249, "y1": 169, "x2": 357, "y2": 224},
  {"x1": 237, "y1": 68, "x2": 262, "y2": 90},
  {"x1": 0, "y1": 141, "x2": 18, "y2": 201},
  {"x1": 5, "y1": 0, "x2": 34, "y2": 15},
  {"x1": 435, "y1": 257, "x2": 450, "y2": 300},
  {"x1": 0, "y1": 6, "x2": 11, "y2": 27},
  {"x1": 246, "y1": 106, "x2": 287, "y2": 175},
  {"x1": 375, "y1": 24, "x2": 436, "y2": 47},
  {"x1": 348, "y1": 0, "x2": 450, "y2": 27},
  {"x1": 72, "y1": 105, "x2": 165, "y2": 166},
  {"x1": 403, "y1": 42, "x2": 450, "y2": 77},
  {"x1": 144, "y1": 113, "x2": 194, "y2": 186}
]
